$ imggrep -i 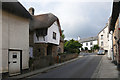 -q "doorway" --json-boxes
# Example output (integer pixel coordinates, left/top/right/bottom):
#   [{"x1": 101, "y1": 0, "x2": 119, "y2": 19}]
[{"x1": 8, "y1": 50, "x2": 22, "y2": 76}]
